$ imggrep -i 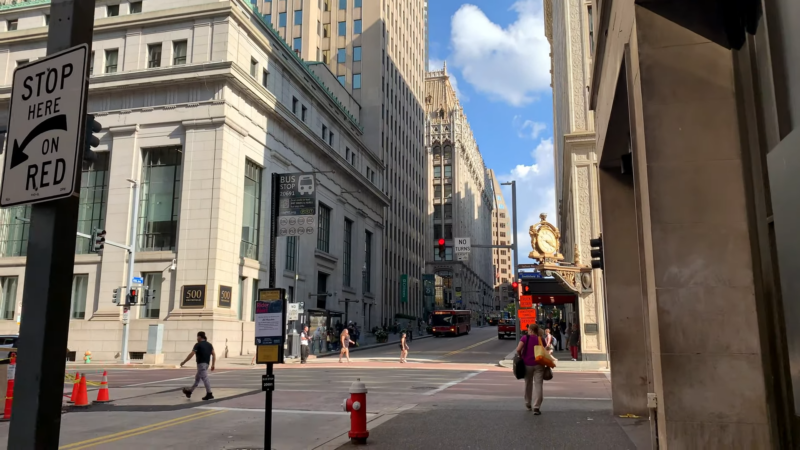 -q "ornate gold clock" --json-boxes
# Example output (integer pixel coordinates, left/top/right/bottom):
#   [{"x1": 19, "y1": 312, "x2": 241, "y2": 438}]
[{"x1": 528, "y1": 213, "x2": 564, "y2": 262}]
